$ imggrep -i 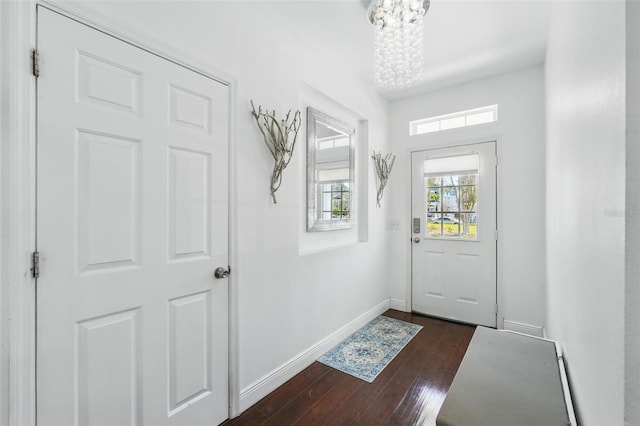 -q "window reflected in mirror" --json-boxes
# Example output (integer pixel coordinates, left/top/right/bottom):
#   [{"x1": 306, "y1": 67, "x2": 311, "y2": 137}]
[
  {"x1": 307, "y1": 108, "x2": 355, "y2": 232},
  {"x1": 423, "y1": 154, "x2": 479, "y2": 240}
]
